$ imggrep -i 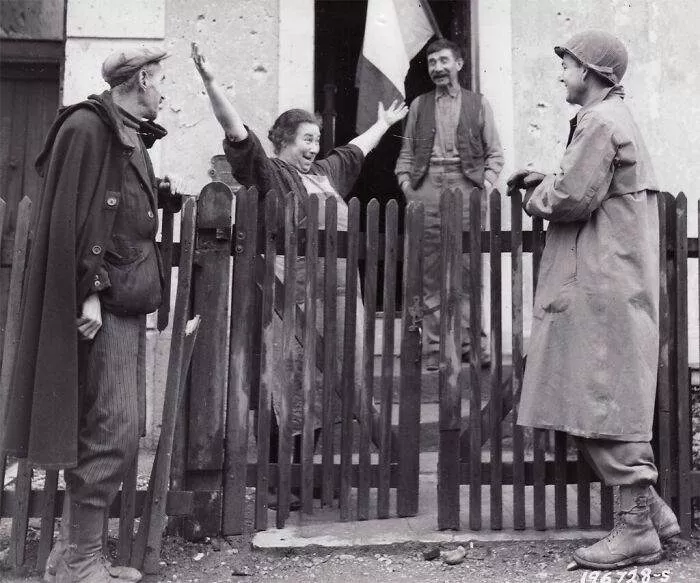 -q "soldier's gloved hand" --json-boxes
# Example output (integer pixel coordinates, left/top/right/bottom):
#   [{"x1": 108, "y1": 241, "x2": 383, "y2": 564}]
[
  {"x1": 77, "y1": 293, "x2": 102, "y2": 340},
  {"x1": 506, "y1": 169, "x2": 545, "y2": 193}
]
